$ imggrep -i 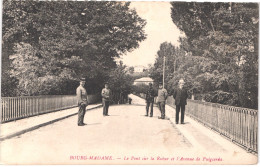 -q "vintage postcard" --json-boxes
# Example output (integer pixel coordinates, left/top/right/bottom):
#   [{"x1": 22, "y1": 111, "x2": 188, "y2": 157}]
[{"x1": 0, "y1": 0, "x2": 258, "y2": 165}]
